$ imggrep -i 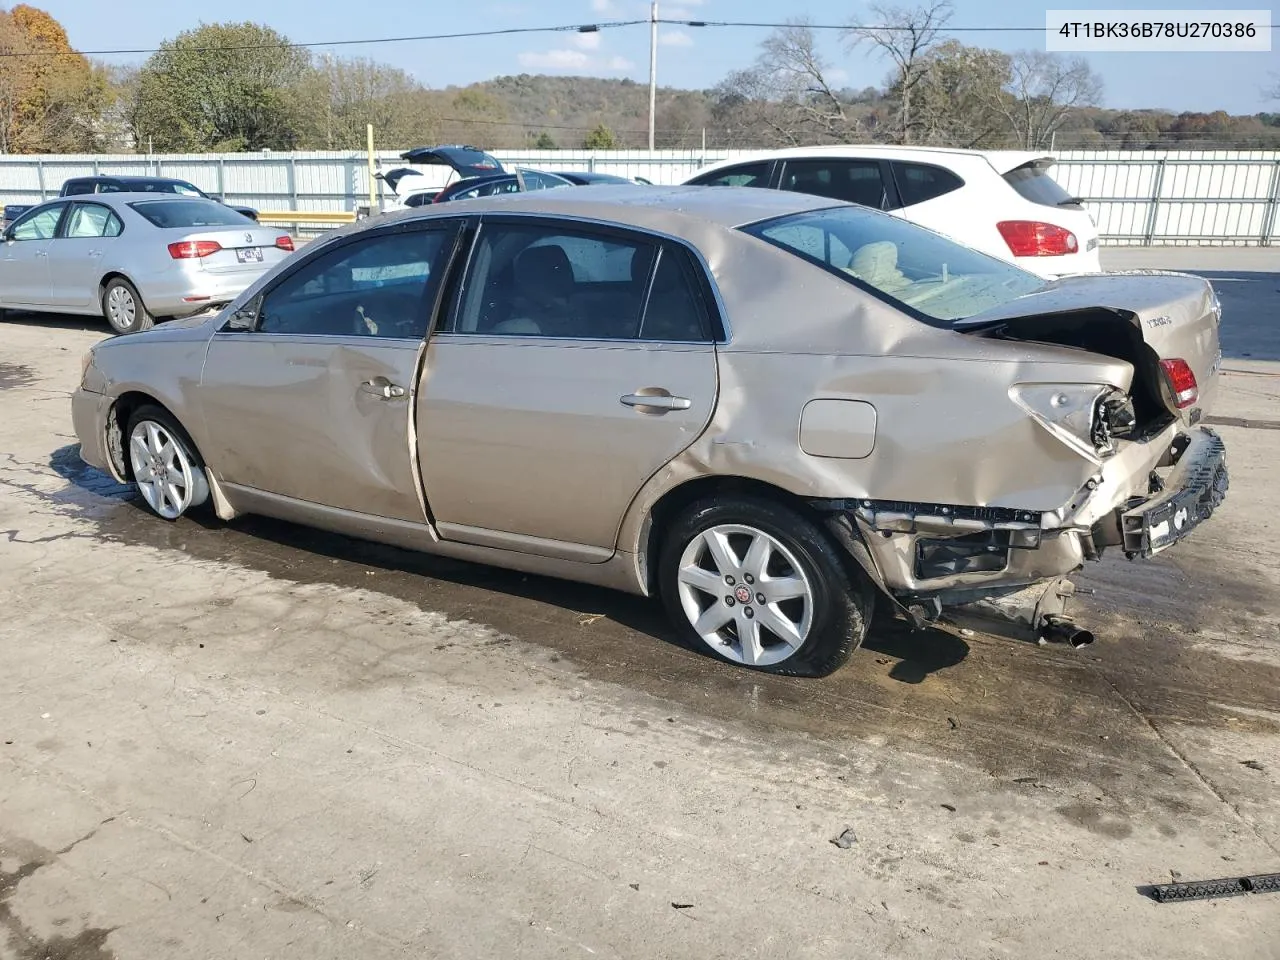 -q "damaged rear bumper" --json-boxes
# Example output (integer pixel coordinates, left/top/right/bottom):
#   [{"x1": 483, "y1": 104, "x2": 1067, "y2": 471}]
[
  {"x1": 816, "y1": 426, "x2": 1228, "y2": 631},
  {"x1": 1113, "y1": 427, "x2": 1228, "y2": 557}
]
